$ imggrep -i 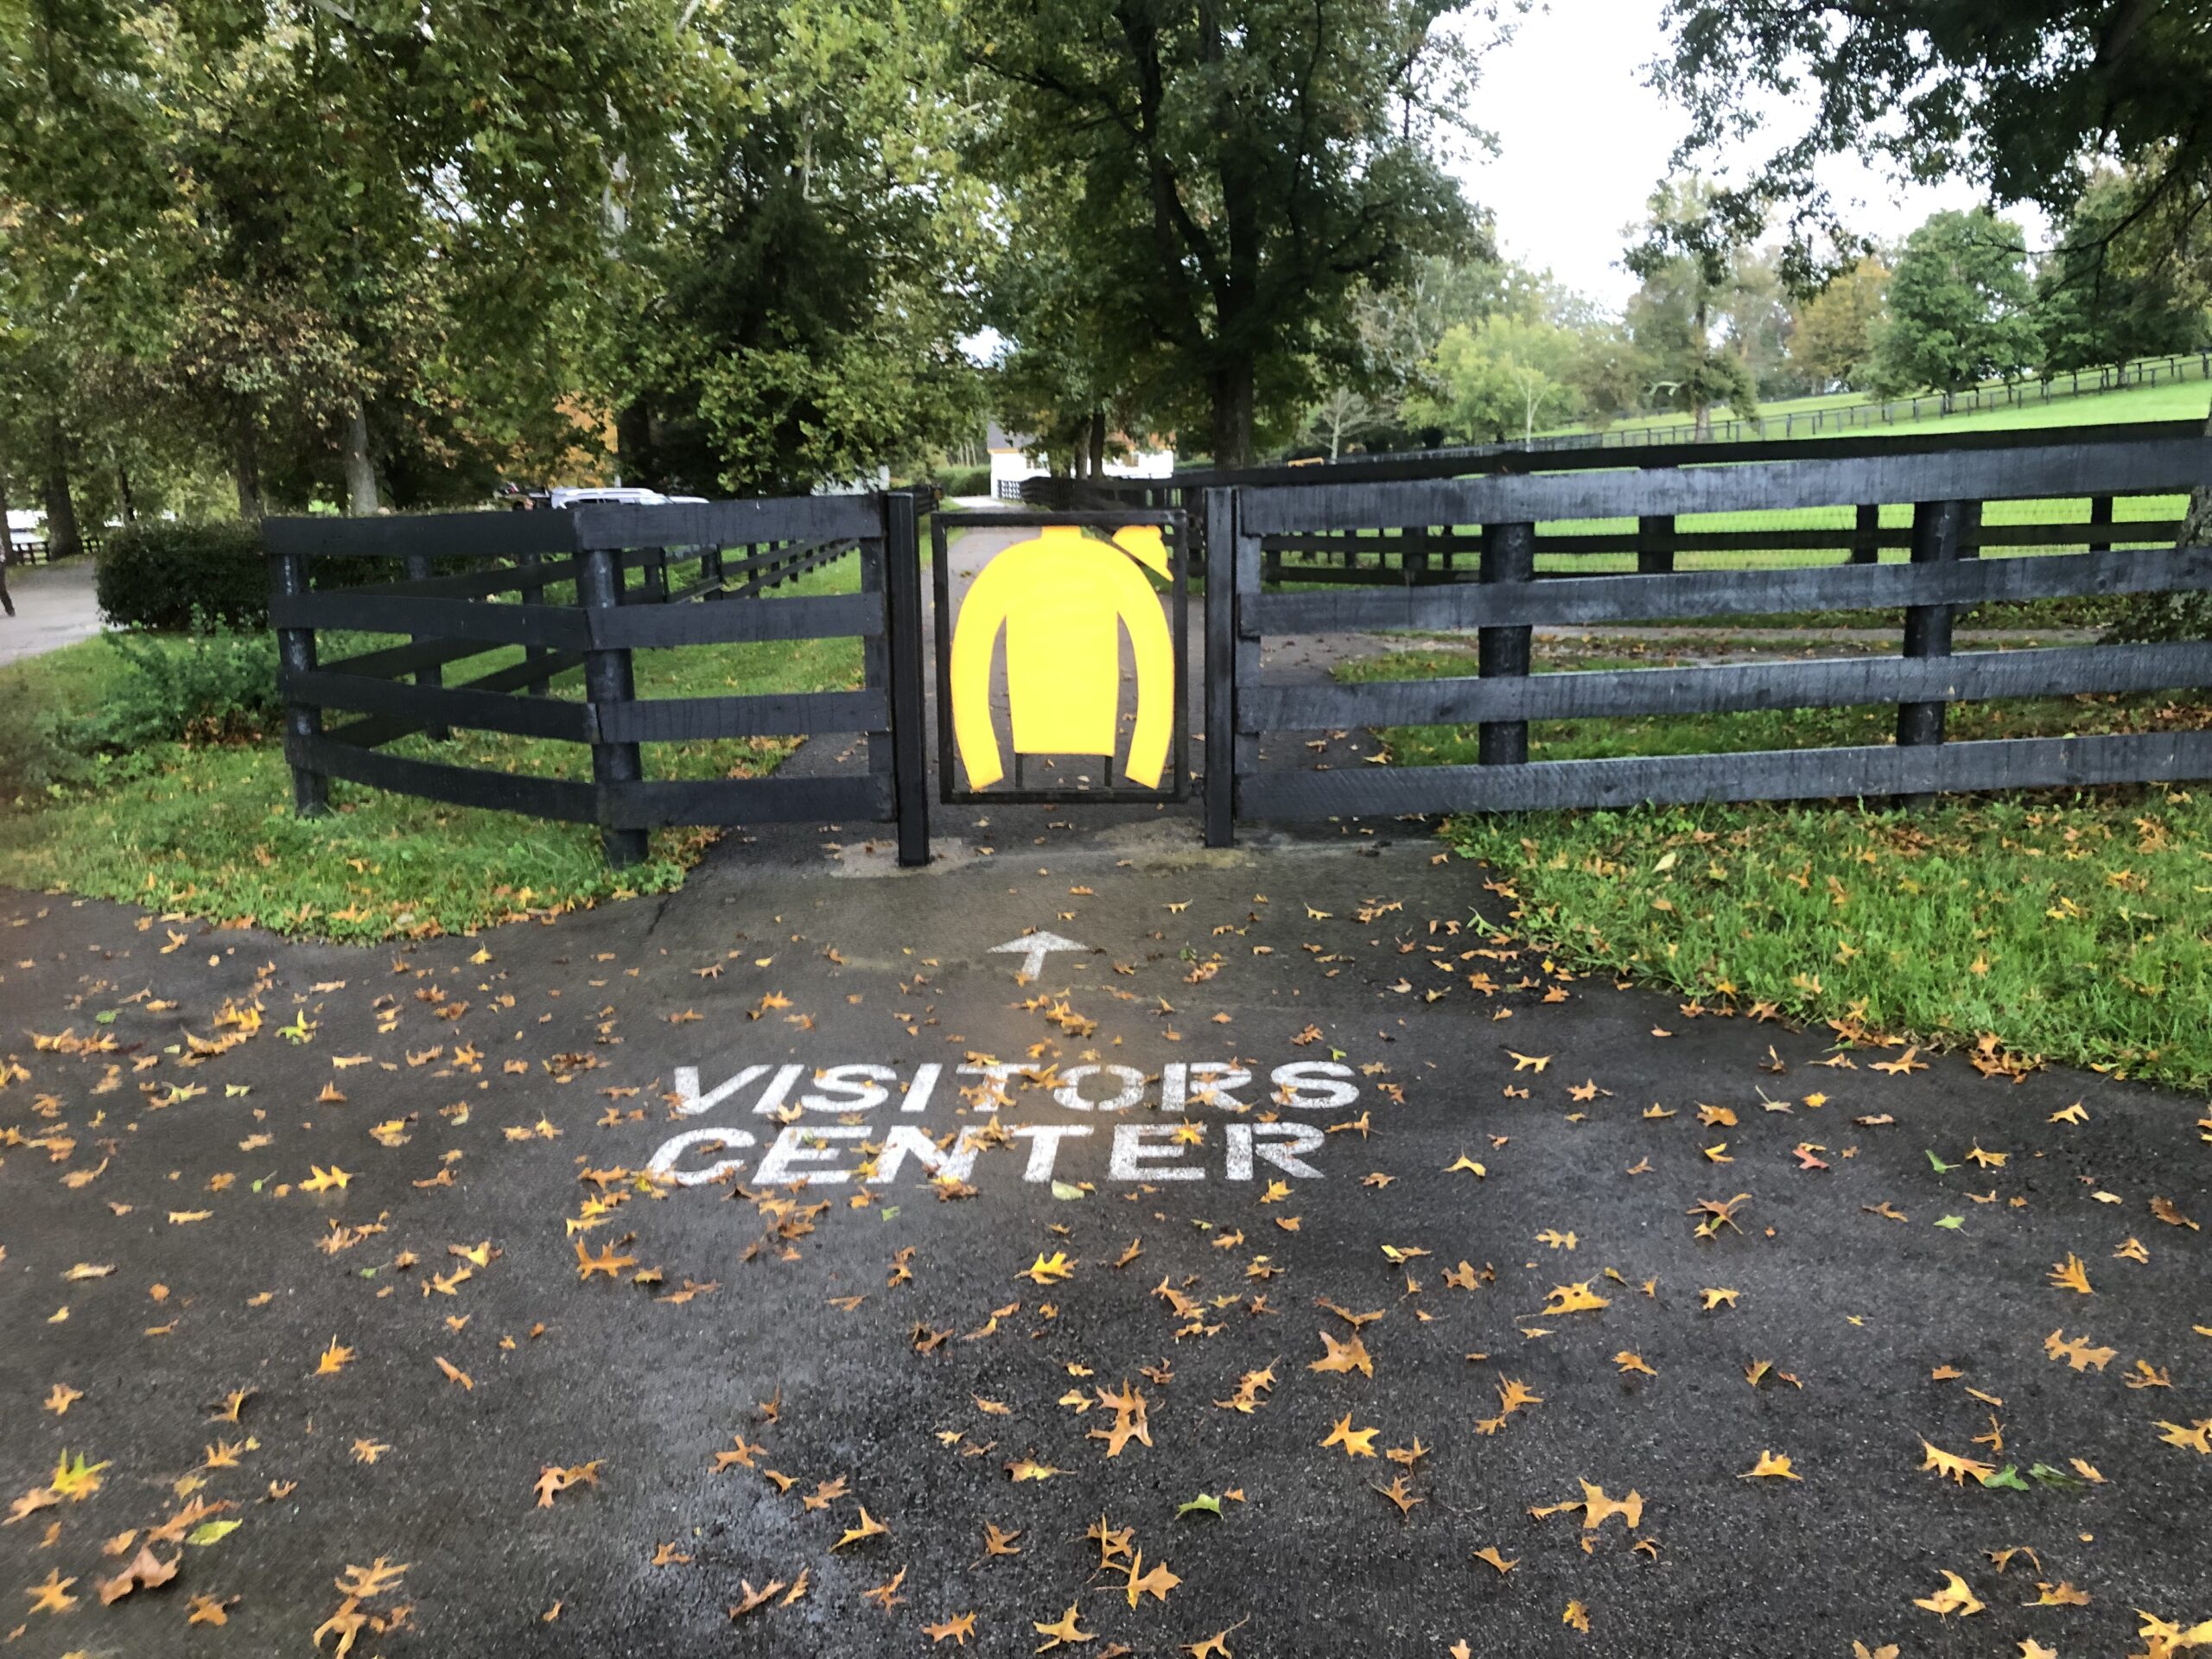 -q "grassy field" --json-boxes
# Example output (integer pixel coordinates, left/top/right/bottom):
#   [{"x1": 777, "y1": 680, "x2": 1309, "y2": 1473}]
[
  {"x1": 1275, "y1": 385, "x2": 2204, "y2": 630},
  {"x1": 1333, "y1": 644, "x2": 2212, "y2": 1090},
  {"x1": 0, "y1": 557, "x2": 866, "y2": 941},
  {"x1": 1539, "y1": 369, "x2": 2212, "y2": 443}
]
